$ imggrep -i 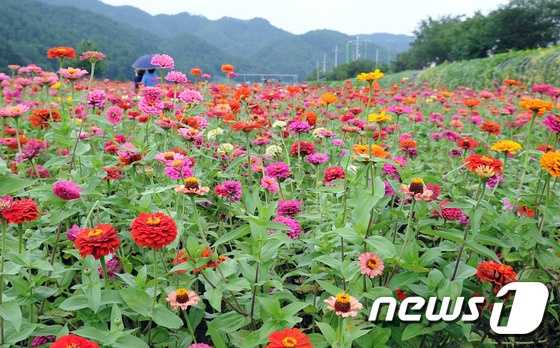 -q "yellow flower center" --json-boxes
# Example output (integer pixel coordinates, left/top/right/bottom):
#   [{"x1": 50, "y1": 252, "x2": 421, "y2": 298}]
[
  {"x1": 146, "y1": 216, "x2": 161, "y2": 226},
  {"x1": 281, "y1": 337, "x2": 298, "y2": 347},
  {"x1": 87, "y1": 228, "x2": 104, "y2": 238},
  {"x1": 184, "y1": 177, "x2": 200, "y2": 190}
]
